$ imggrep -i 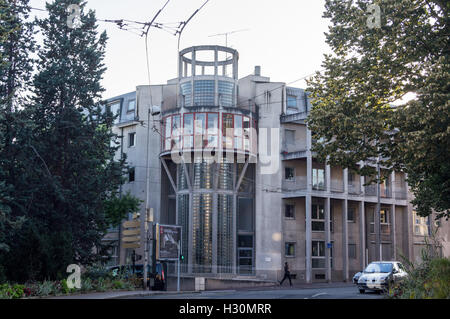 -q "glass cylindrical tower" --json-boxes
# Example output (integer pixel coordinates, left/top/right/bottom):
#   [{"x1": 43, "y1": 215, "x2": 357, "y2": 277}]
[{"x1": 160, "y1": 46, "x2": 257, "y2": 275}]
